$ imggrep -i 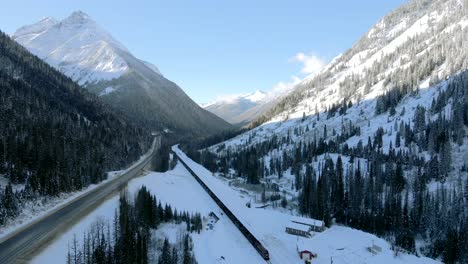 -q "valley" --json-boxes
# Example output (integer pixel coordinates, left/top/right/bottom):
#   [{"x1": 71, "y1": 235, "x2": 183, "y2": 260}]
[{"x1": 0, "y1": 0, "x2": 466, "y2": 263}]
